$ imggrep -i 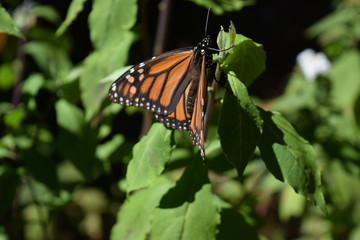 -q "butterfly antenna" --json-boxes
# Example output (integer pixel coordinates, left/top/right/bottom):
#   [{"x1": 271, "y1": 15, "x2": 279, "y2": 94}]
[{"x1": 204, "y1": 8, "x2": 211, "y2": 36}]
